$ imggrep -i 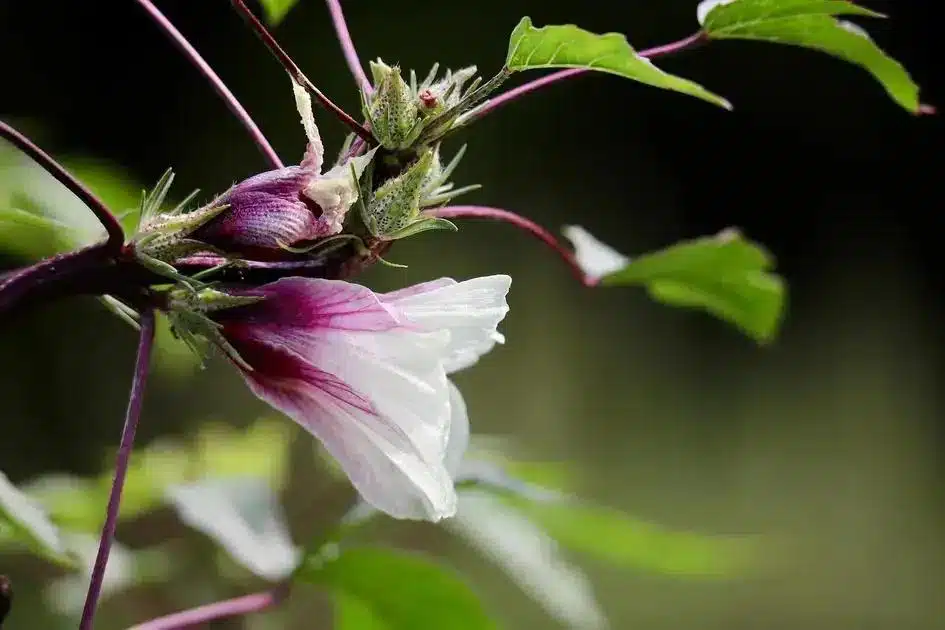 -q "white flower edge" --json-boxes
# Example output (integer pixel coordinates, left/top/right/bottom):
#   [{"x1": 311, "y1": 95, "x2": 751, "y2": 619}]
[{"x1": 561, "y1": 226, "x2": 629, "y2": 282}]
